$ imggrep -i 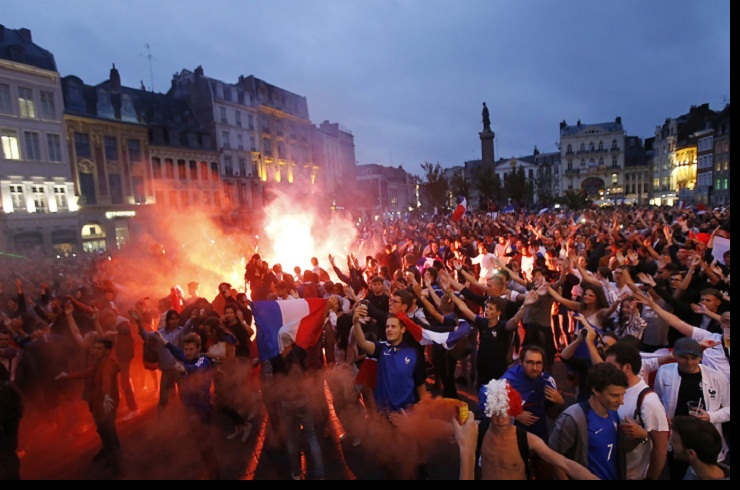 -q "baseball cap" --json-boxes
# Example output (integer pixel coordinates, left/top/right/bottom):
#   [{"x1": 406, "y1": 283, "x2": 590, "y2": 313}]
[{"x1": 673, "y1": 337, "x2": 703, "y2": 358}]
